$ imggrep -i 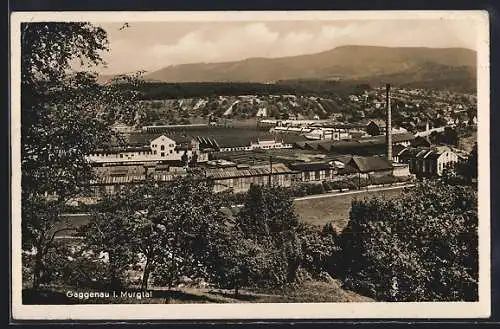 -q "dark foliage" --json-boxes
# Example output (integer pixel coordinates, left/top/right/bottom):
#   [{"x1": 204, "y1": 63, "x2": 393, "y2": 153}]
[{"x1": 338, "y1": 180, "x2": 478, "y2": 301}]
